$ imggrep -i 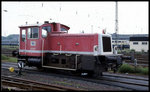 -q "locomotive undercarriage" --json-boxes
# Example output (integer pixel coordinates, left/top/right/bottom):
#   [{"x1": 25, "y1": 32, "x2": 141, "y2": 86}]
[
  {"x1": 43, "y1": 53, "x2": 78, "y2": 70},
  {"x1": 17, "y1": 53, "x2": 123, "y2": 76}
]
